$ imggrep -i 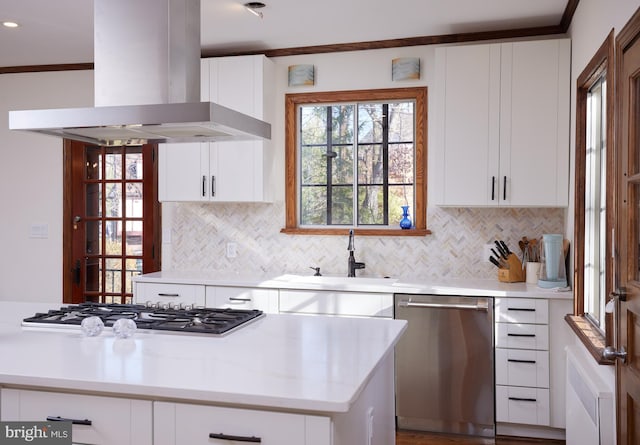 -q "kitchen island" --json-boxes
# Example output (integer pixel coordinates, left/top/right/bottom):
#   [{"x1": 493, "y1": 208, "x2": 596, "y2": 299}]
[{"x1": 0, "y1": 301, "x2": 406, "y2": 445}]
